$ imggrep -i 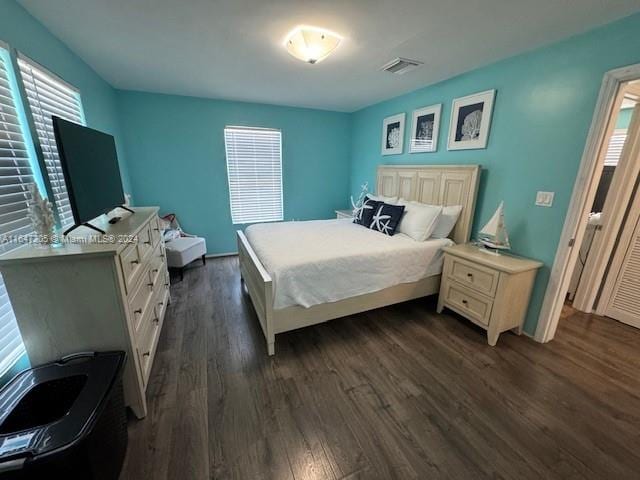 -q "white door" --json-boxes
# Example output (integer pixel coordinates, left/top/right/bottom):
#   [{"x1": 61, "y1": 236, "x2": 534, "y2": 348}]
[{"x1": 601, "y1": 191, "x2": 640, "y2": 328}]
